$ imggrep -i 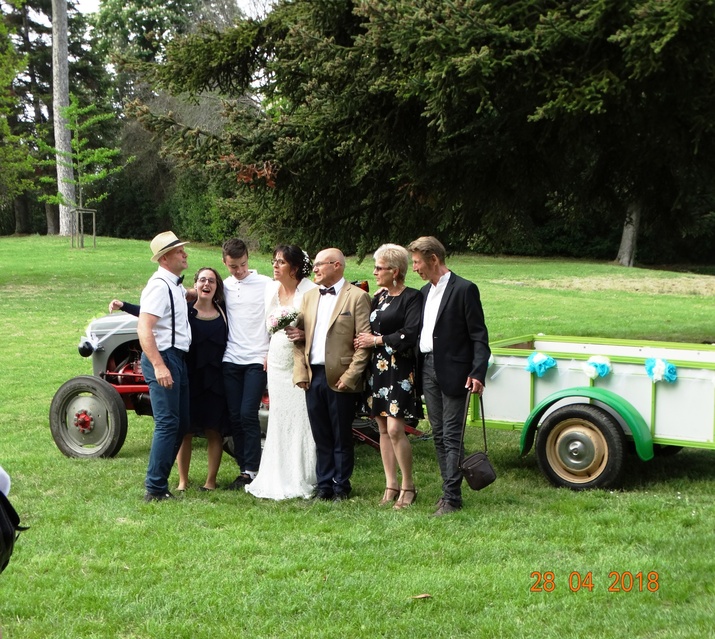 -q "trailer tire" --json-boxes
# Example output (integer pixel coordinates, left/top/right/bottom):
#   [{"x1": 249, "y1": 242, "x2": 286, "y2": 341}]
[
  {"x1": 535, "y1": 404, "x2": 626, "y2": 490},
  {"x1": 50, "y1": 376, "x2": 128, "y2": 458}
]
